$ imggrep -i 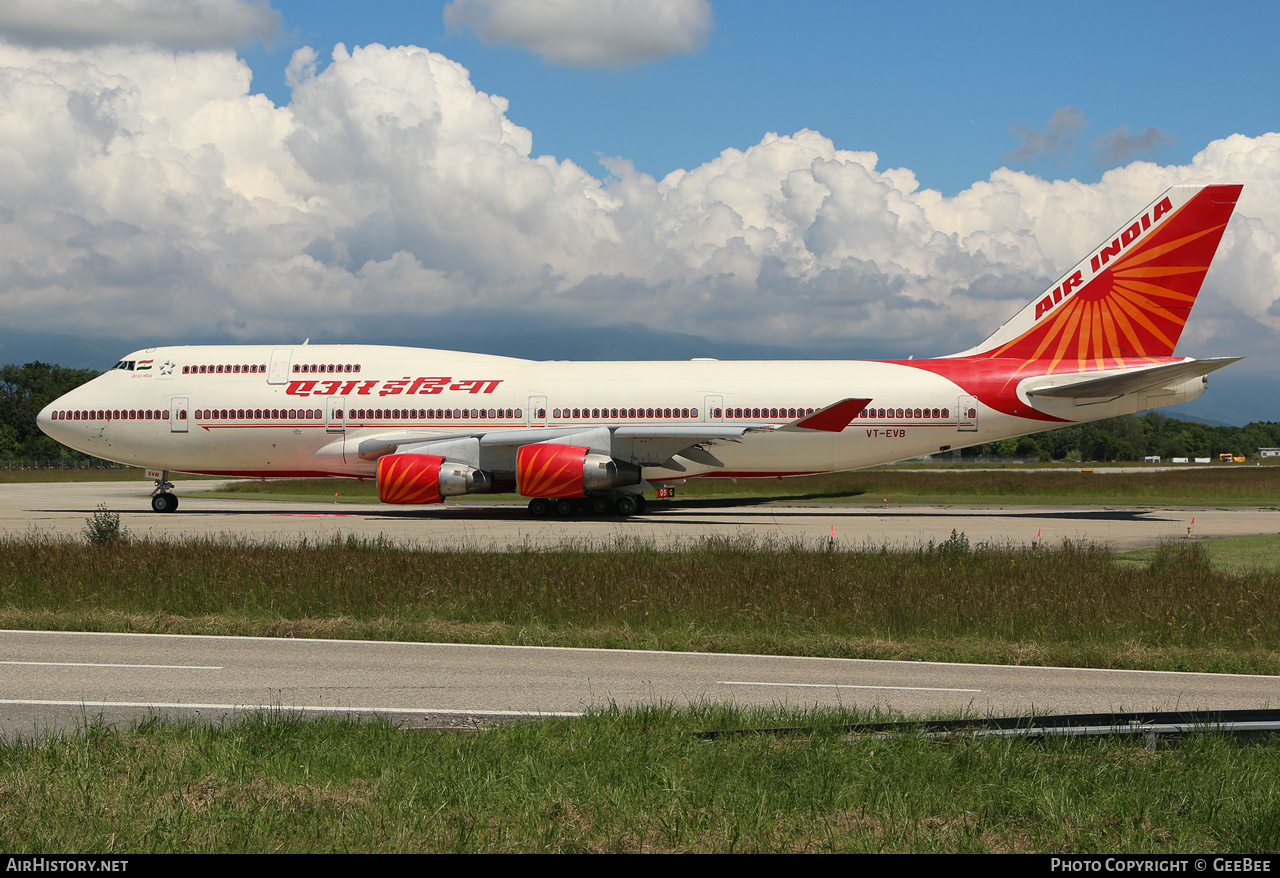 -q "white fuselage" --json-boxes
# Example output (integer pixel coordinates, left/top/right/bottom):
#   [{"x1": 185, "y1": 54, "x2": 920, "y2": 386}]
[{"x1": 37, "y1": 343, "x2": 1203, "y2": 484}]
